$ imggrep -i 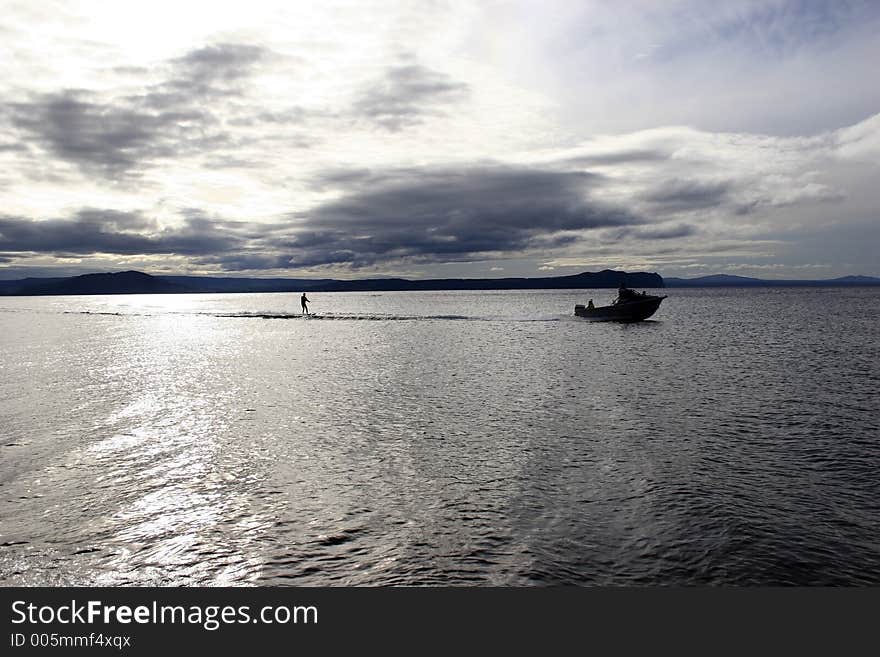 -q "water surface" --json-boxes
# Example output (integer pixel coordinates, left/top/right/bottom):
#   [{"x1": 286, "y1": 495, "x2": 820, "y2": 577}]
[{"x1": 1, "y1": 288, "x2": 878, "y2": 585}]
